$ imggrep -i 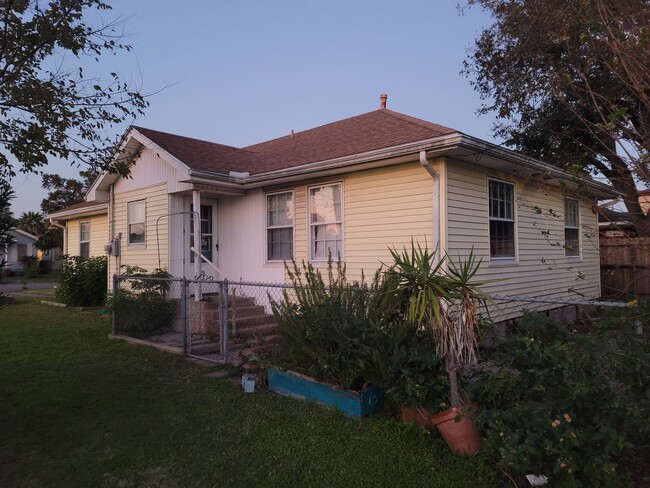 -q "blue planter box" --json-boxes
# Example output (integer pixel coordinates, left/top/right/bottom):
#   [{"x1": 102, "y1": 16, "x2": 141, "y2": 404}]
[{"x1": 267, "y1": 367, "x2": 383, "y2": 417}]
